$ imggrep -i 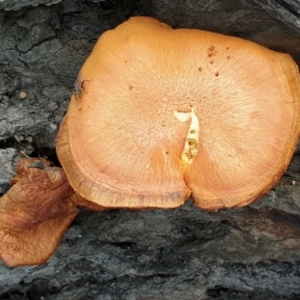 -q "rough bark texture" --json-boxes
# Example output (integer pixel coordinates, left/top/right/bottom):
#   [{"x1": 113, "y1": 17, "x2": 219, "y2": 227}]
[{"x1": 1, "y1": 0, "x2": 300, "y2": 299}]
